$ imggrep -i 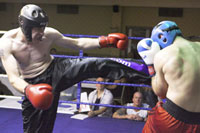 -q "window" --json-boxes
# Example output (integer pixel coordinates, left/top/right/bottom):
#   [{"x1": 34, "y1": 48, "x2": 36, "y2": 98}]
[{"x1": 159, "y1": 8, "x2": 183, "y2": 17}]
